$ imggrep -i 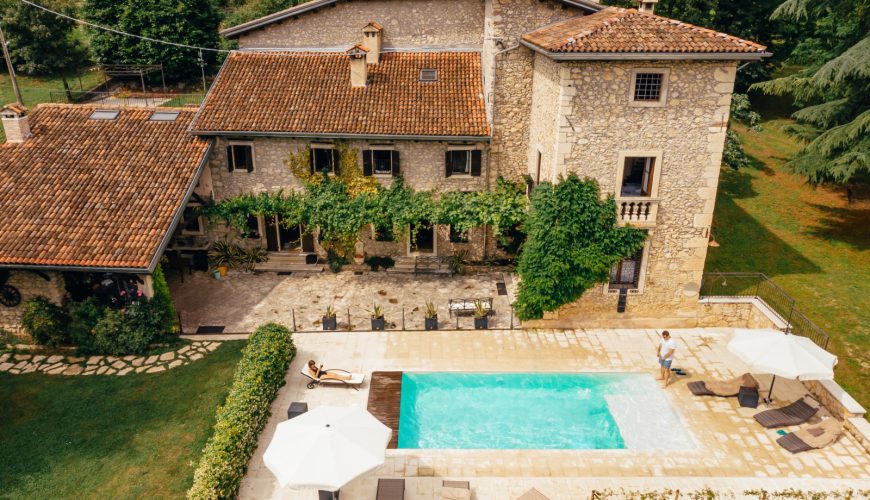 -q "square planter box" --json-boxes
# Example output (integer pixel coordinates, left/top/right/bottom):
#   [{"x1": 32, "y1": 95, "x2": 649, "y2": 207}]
[
  {"x1": 371, "y1": 317, "x2": 385, "y2": 331},
  {"x1": 425, "y1": 317, "x2": 438, "y2": 331},
  {"x1": 474, "y1": 316, "x2": 488, "y2": 330},
  {"x1": 322, "y1": 316, "x2": 337, "y2": 331}
]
